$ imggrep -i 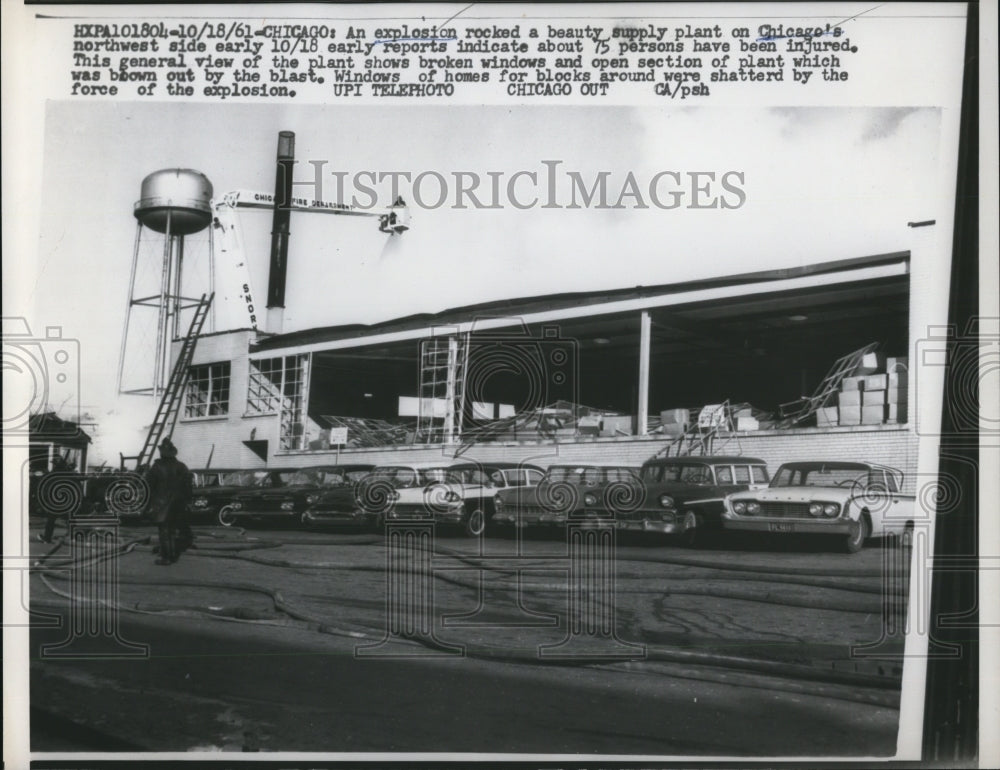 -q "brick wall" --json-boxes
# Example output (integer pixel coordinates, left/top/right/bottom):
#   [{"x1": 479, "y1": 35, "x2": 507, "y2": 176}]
[
  {"x1": 270, "y1": 424, "x2": 921, "y2": 492},
  {"x1": 172, "y1": 330, "x2": 274, "y2": 469}
]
